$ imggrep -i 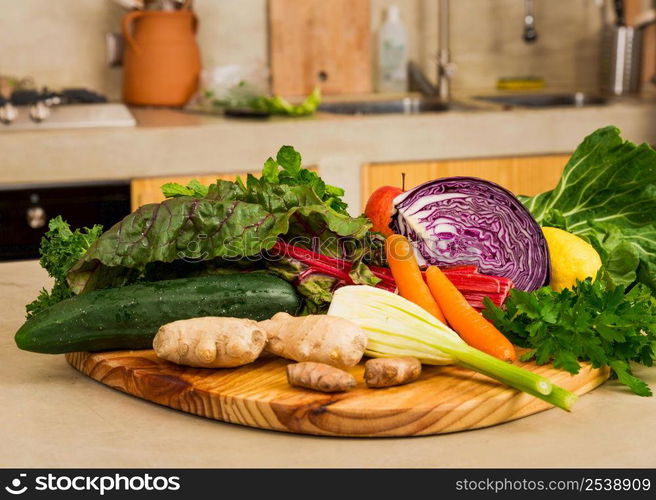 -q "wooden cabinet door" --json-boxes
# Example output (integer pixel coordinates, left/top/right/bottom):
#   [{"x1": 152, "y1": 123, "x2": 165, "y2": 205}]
[
  {"x1": 130, "y1": 172, "x2": 256, "y2": 211},
  {"x1": 361, "y1": 154, "x2": 571, "y2": 210}
]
